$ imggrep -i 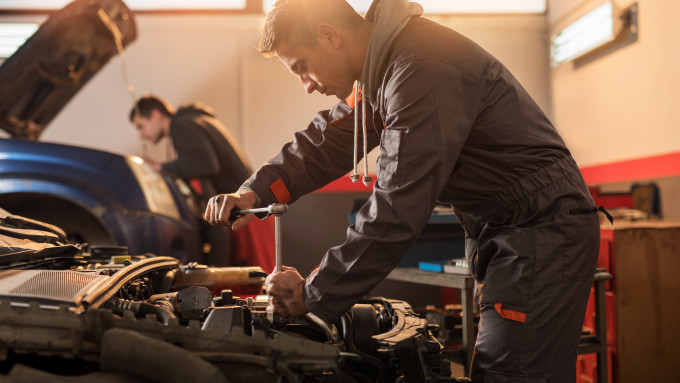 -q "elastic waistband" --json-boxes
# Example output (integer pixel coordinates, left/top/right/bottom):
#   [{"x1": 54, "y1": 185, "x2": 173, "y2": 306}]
[{"x1": 487, "y1": 154, "x2": 586, "y2": 214}]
